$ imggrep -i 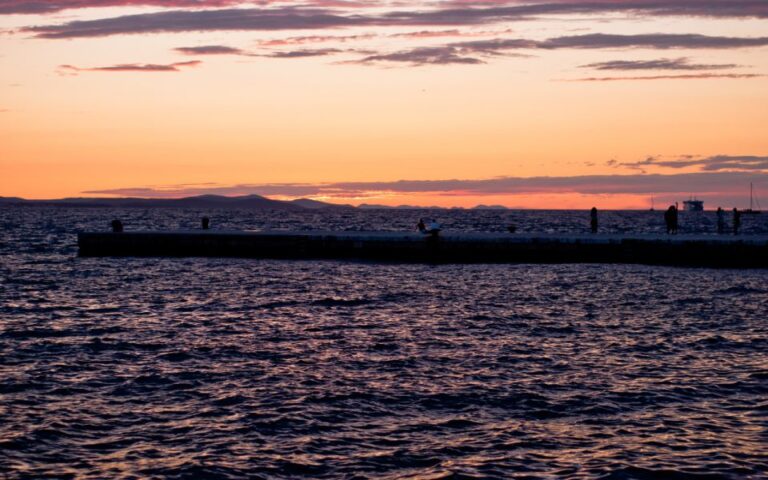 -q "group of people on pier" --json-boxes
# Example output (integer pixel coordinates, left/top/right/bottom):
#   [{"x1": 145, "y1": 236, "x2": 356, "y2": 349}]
[
  {"x1": 586, "y1": 205, "x2": 744, "y2": 235},
  {"x1": 716, "y1": 207, "x2": 741, "y2": 235}
]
